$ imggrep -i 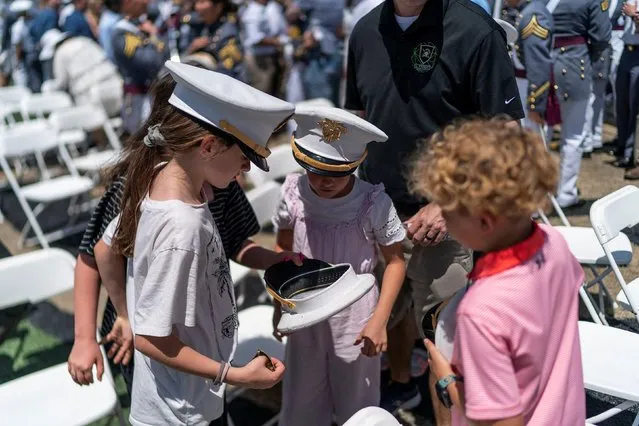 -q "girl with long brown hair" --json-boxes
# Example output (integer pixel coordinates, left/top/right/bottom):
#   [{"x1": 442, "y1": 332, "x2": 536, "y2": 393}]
[{"x1": 103, "y1": 61, "x2": 294, "y2": 426}]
